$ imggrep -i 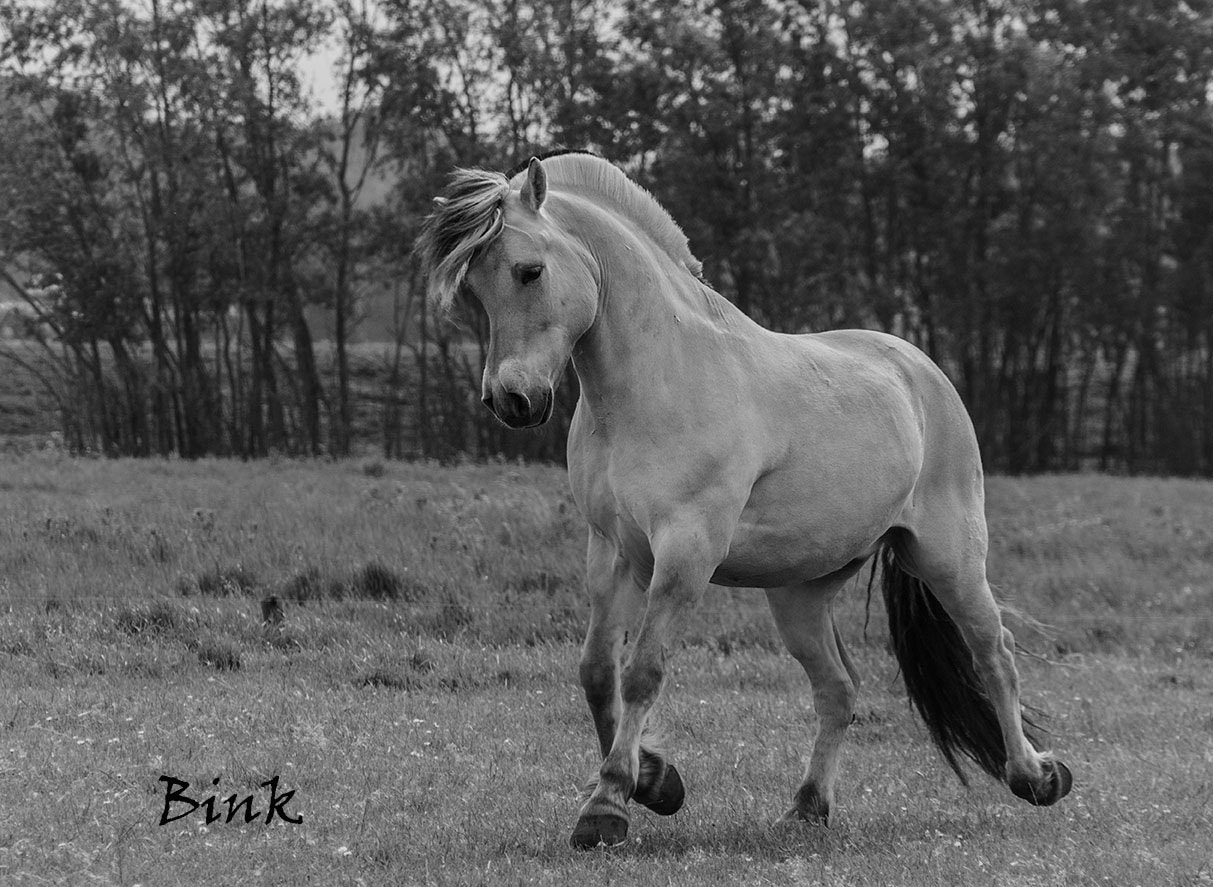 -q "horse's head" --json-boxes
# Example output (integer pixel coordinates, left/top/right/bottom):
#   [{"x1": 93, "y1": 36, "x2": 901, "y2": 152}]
[
  {"x1": 423, "y1": 157, "x2": 599, "y2": 429},
  {"x1": 468, "y1": 158, "x2": 598, "y2": 428}
]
